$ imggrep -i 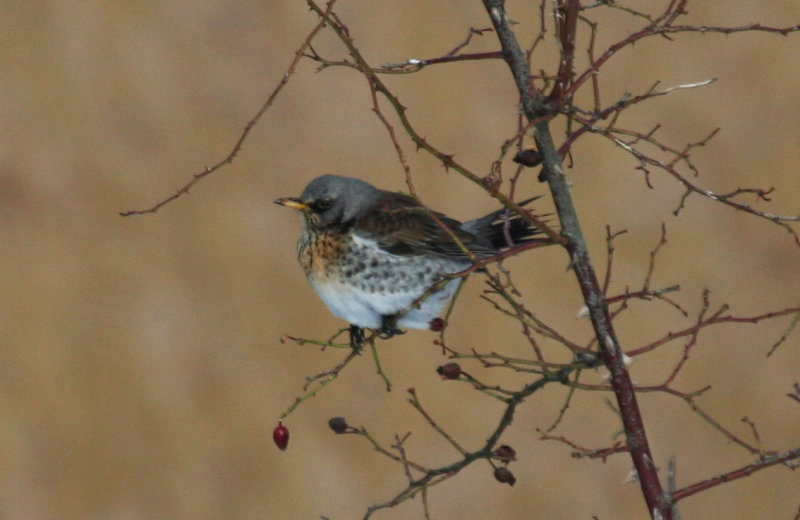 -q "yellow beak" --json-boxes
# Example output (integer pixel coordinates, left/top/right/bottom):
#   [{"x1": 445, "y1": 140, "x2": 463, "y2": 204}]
[{"x1": 274, "y1": 197, "x2": 310, "y2": 211}]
